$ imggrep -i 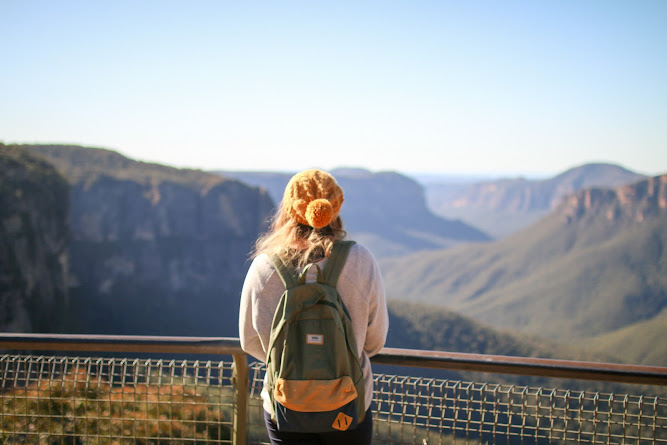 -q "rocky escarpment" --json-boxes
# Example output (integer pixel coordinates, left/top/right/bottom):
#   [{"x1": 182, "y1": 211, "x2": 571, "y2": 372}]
[
  {"x1": 335, "y1": 169, "x2": 491, "y2": 256},
  {"x1": 0, "y1": 145, "x2": 69, "y2": 332},
  {"x1": 442, "y1": 163, "x2": 647, "y2": 213},
  {"x1": 425, "y1": 163, "x2": 647, "y2": 238},
  {"x1": 561, "y1": 174, "x2": 667, "y2": 224},
  {"x1": 24, "y1": 144, "x2": 275, "y2": 336}
]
